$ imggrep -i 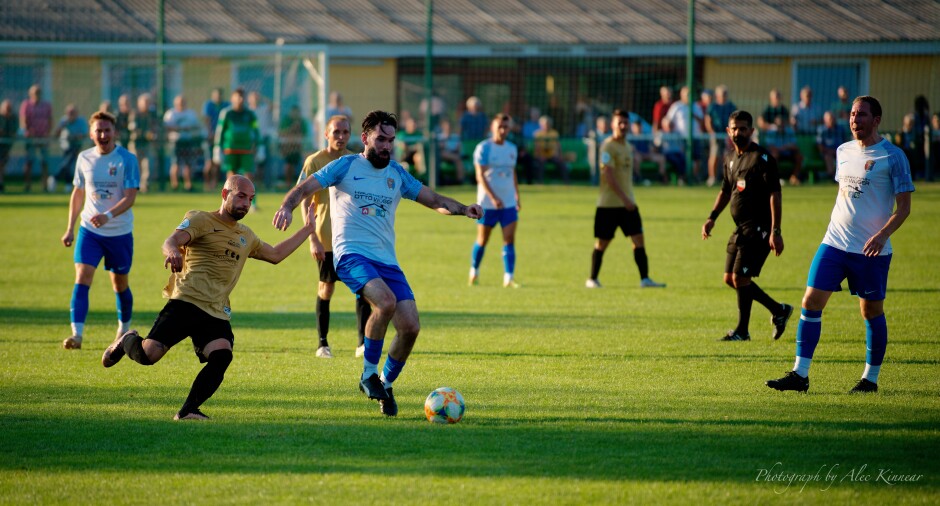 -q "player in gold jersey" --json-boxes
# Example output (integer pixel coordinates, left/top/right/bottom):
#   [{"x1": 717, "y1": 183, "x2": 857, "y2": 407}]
[
  {"x1": 101, "y1": 175, "x2": 318, "y2": 420},
  {"x1": 586, "y1": 109, "x2": 665, "y2": 289},
  {"x1": 298, "y1": 115, "x2": 371, "y2": 359}
]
